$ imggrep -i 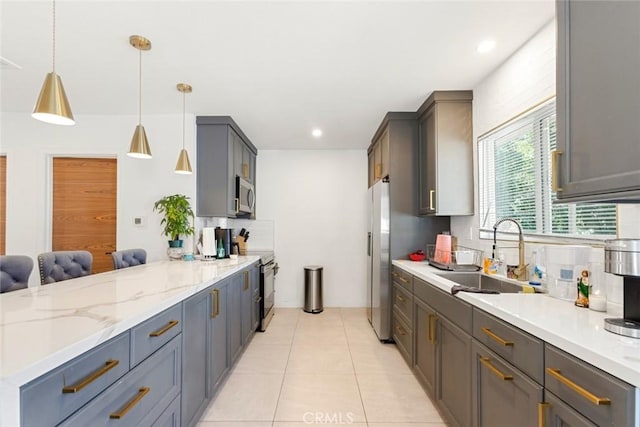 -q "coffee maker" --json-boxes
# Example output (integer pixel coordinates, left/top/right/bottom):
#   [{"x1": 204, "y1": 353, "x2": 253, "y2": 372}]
[
  {"x1": 214, "y1": 227, "x2": 232, "y2": 258},
  {"x1": 604, "y1": 239, "x2": 640, "y2": 338}
]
